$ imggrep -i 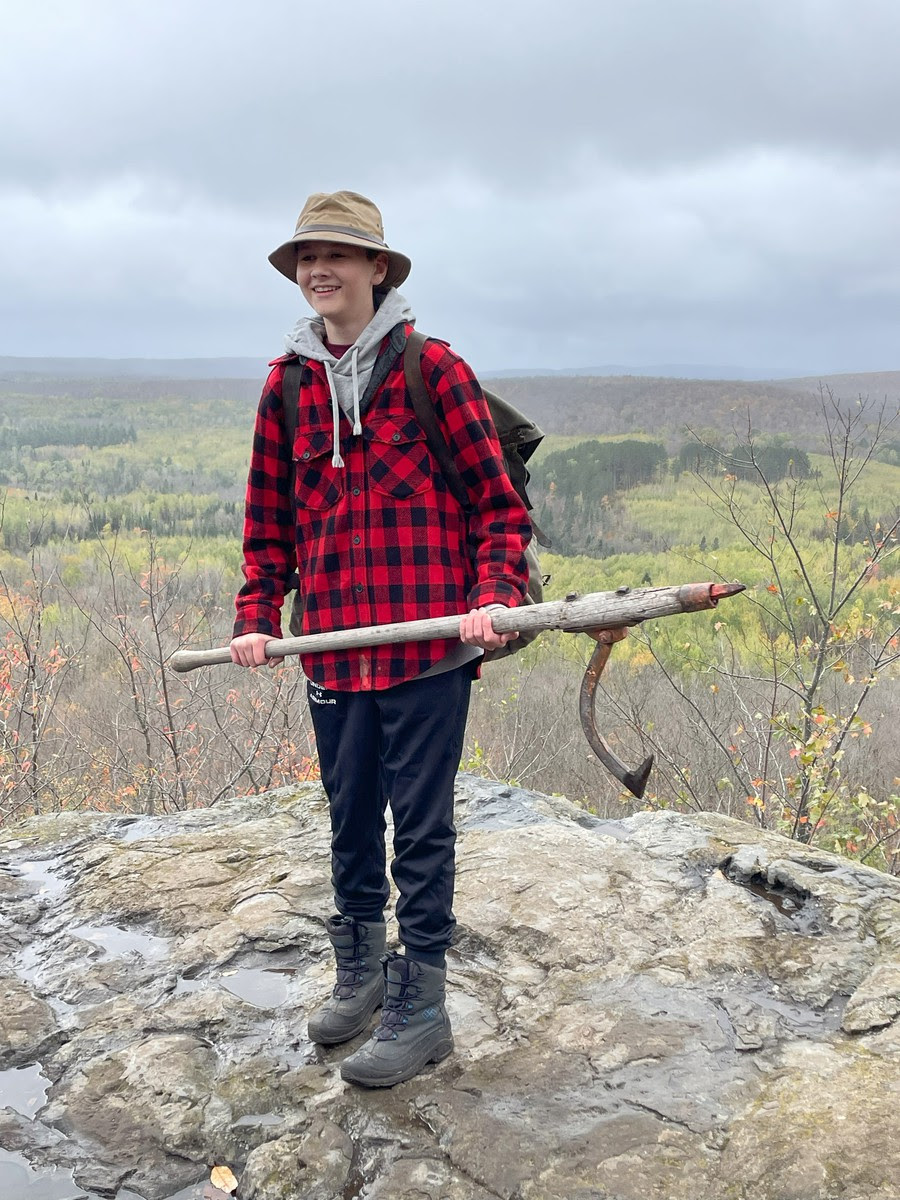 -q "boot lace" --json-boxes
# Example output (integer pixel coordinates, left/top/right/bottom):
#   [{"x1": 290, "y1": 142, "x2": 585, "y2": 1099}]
[
  {"x1": 332, "y1": 947, "x2": 369, "y2": 998},
  {"x1": 374, "y1": 980, "x2": 418, "y2": 1040}
]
